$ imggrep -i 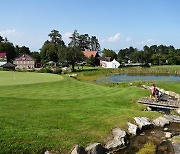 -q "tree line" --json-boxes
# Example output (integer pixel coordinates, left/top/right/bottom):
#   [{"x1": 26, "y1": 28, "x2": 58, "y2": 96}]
[
  {"x1": 40, "y1": 29, "x2": 101, "y2": 71},
  {"x1": 0, "y1": 29, "x2": 101, "y2": 71},
  {"x1": 102, "y1": 45, "x2": 180, "y2": 65},
  {"x1": 0, "y1": 29, "x2": 180, "y2": 72}
]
